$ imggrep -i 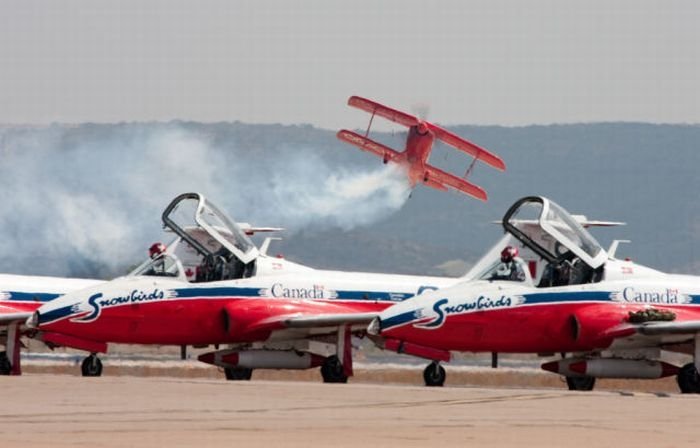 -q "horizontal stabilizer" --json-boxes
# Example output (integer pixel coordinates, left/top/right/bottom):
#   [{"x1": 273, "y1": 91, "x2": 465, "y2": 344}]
[
  {"x1": 347, "y1": 96, "x2": 420, "y2": 128},
  {"x1": 337, "y1": 130, "x2": 401, "y2": 163},
  {"x1": 424, "y1": 165, "x2": 488, "y2": 201},
  {"x1": 428, "y1": 124, "x2": 506, "y2": 171}
]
